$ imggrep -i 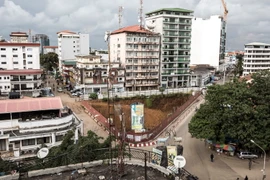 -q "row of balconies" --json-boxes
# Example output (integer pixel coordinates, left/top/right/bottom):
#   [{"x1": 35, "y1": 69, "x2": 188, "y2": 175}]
[
  {"x1": 125, "y1": 56, "x2": 159, "y2": 59},
  {"x1": 125, "y1": 69, "x2": 158, "y2": 73},
  {"x1": 125, "y1": 76, "x2": 159, "y2": 80},
  {"x1": 243, "y1": 66, "x2": 270, "y2": 69},
  {"x1": 125, "y1": 62, "x2": 159, "y2": 65}
]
